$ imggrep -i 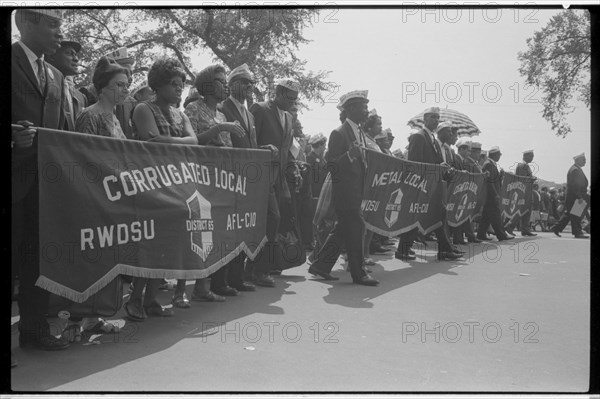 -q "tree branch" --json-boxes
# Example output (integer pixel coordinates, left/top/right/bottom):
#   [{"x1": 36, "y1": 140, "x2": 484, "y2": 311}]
[{"x1": 81, "y1": 10, "x2": 119, "y2": 45}]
